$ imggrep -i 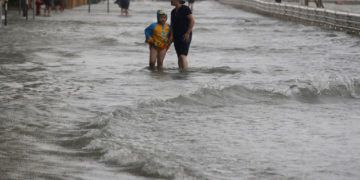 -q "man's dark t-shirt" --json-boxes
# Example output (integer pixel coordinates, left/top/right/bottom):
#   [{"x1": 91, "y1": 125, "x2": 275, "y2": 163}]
[{"x1": 171, "y1": 5, "x2": 192, "y2": 38}]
